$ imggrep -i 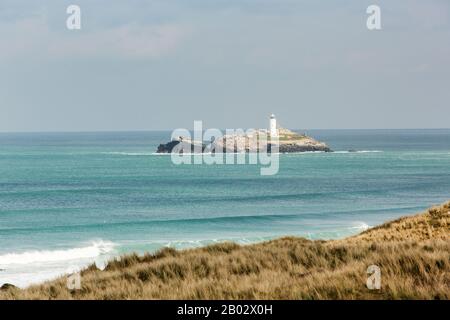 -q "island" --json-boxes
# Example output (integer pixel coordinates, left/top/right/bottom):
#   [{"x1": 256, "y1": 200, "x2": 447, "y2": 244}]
[{"x1": 157, "y1": 115, "x2": 332, "y2": 153}]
